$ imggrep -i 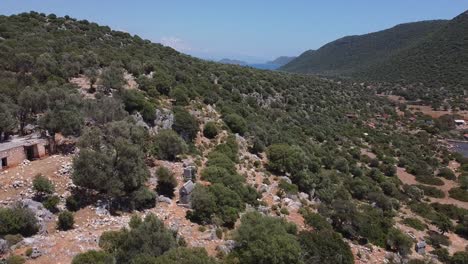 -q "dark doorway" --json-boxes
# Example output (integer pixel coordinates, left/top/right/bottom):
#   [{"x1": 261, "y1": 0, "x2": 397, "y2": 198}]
[
  {"x1": 1, "y1": 157, "x2": 7, "y2": 168},
  {"x1": 24, "y1": 145, "x2": 37, "y2": 161}
]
